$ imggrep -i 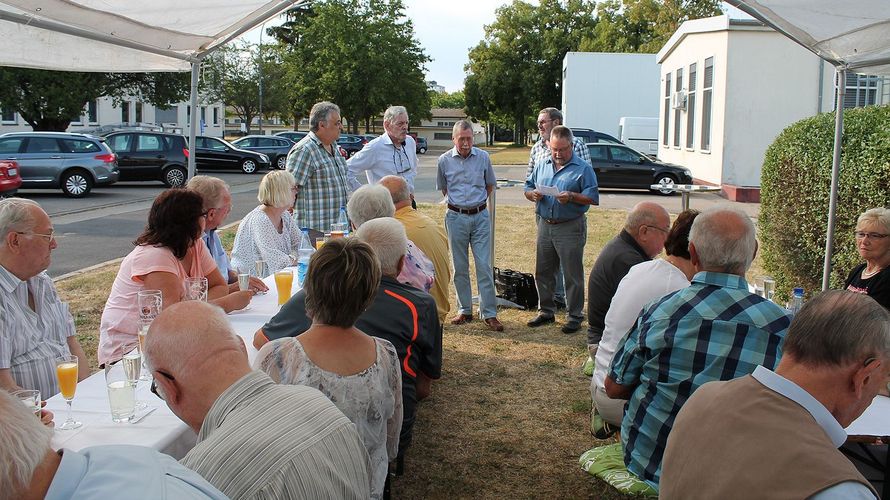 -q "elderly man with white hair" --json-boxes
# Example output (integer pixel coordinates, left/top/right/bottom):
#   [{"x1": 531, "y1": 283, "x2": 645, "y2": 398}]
[
  {"x1": 0, "y1": 389, "x2": 227, "y2": 498},
  {"x1": 346, "y1": 105, "x2": 418, "y2": 197},
  {"x1": 605, "y1": 205, "x2": 792, "y2": 491},
  {"x1": 0, "y1": 198, "x2": 88, "y2": 397}
]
